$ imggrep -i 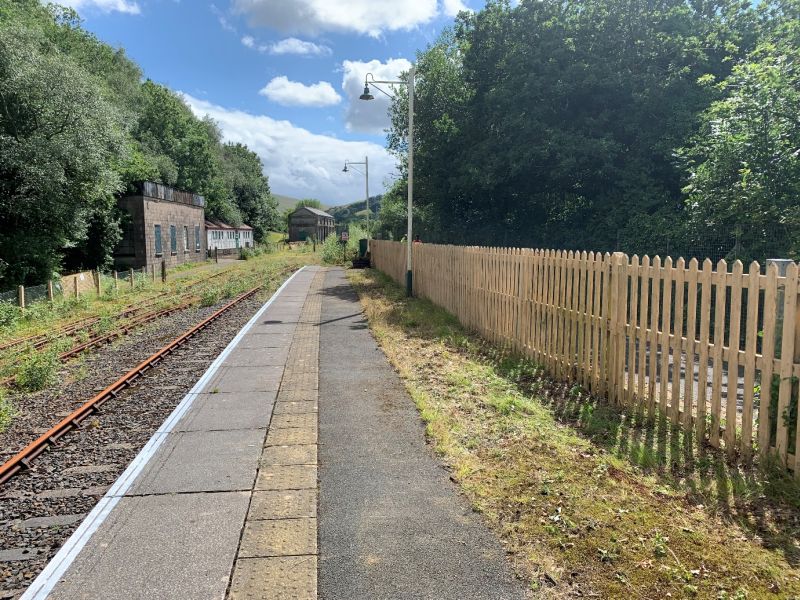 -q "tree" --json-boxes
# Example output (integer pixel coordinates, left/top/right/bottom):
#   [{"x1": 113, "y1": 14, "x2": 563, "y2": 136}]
[
  {"x1": 295, "y1": 199, "x2": 323, "y2": 209},
  {"x1": 680, "y1": 44, "x2": 800, "y2": 261},
  {"x1": 220, "y1": 142, "x2": 278, "y2": 241},
  {"x1": 0, "y1": 18, "x2": 126, "y2": 286}
]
